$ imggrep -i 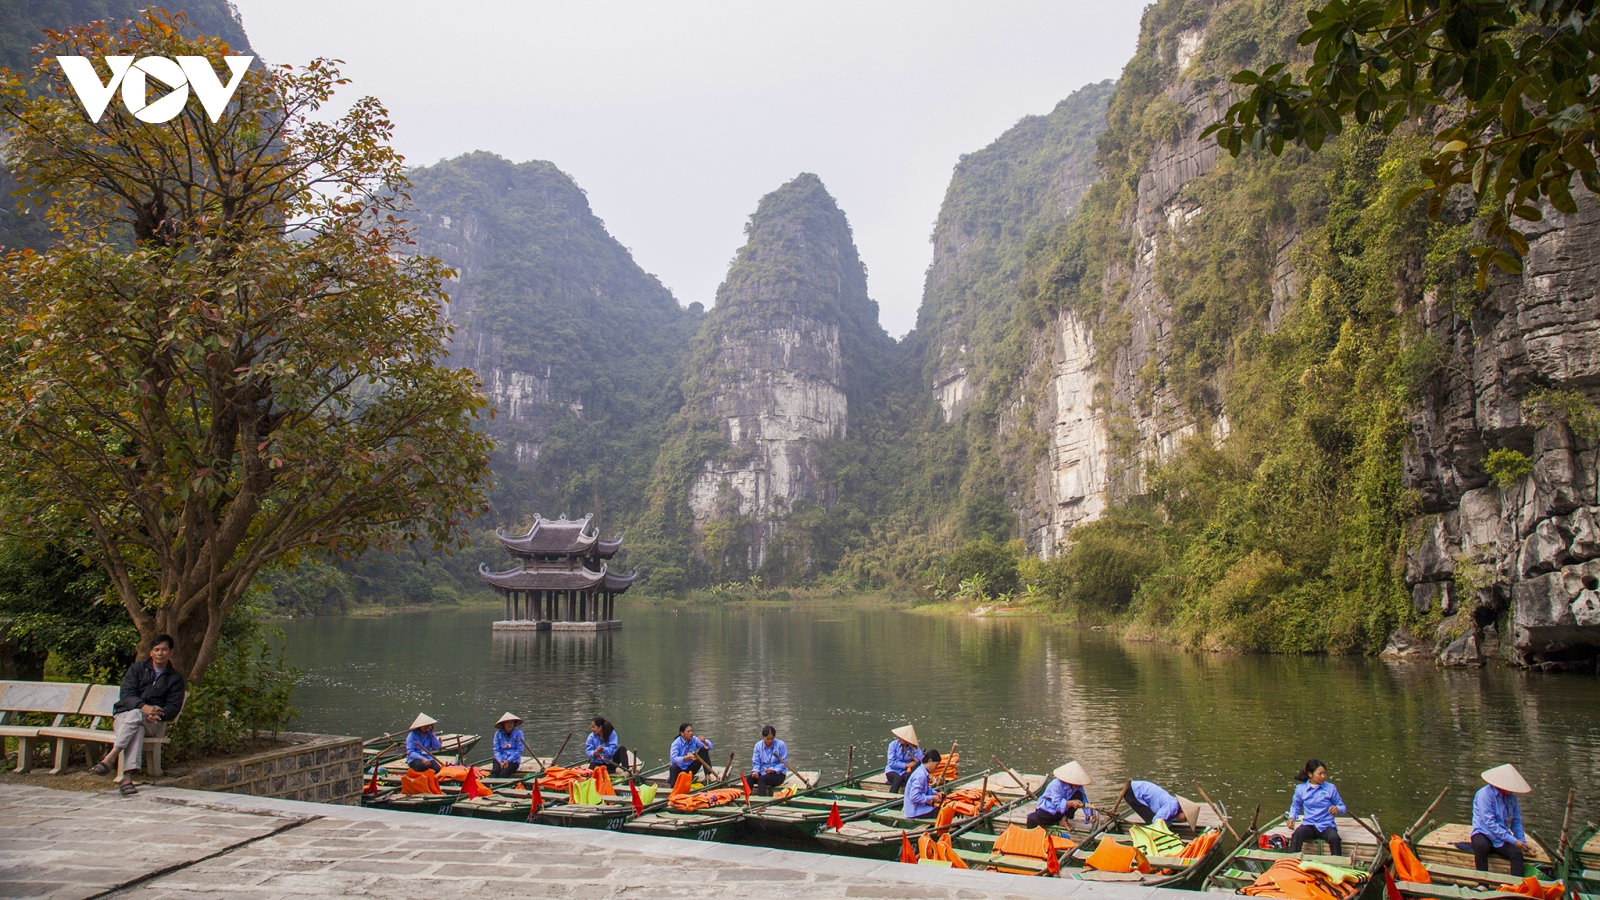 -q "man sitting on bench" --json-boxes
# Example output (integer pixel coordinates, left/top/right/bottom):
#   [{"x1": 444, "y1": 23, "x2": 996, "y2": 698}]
[{"x1": 89, "y1": 634, "x2": 186, "y2": 795}]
